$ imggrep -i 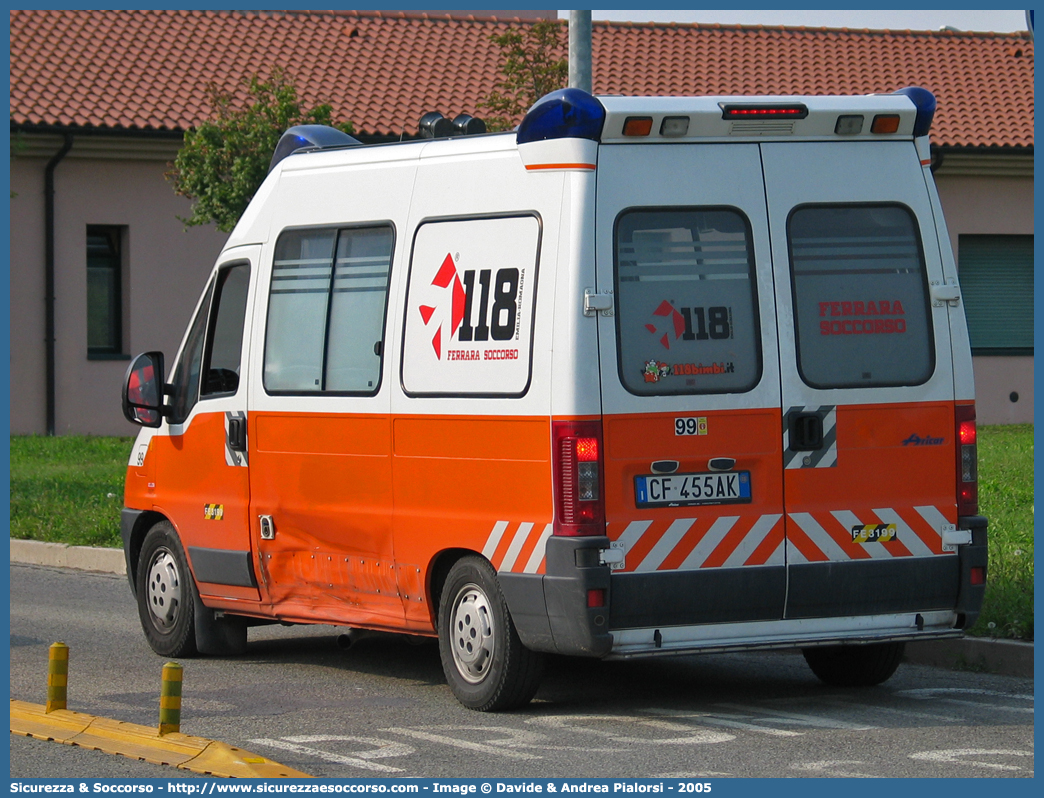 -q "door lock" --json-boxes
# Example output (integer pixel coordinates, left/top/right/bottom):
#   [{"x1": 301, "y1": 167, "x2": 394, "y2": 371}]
[{"x1": 259, "y1": 515, "x2": 276, "y2": 540}]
